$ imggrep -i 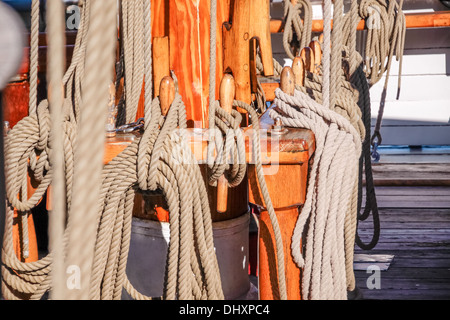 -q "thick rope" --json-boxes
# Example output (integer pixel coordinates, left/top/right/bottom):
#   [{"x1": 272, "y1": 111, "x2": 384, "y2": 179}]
[
  {"x1": 46, "y1": 0, "x2": 67, "y2": 299},
  {"x1": 88, "y1": 95, "x2": 224, "y2": 300},
  {"x1": 28, "y1": 0, "x2": 40, "y2": 116},
  {"x1": 207, "y1": 102, "x2": 246, "y2": 189},
  {"x1": 62, "y1": 0, "x2": 117, "y2": 300},
  {"x1": 233, "y1": 100, "x2": 288, "y2": 300},
  {"x1": 282, "y1": 0, "x2": 313, "y2": 59},
  {"x1": 270, "y1": 87, "x2": 362, "y2": 300}
]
